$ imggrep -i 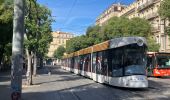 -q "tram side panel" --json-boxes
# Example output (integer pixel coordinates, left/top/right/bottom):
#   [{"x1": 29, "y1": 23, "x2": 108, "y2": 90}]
[
  {"x1": 62, "y1": 37, "x2": 148, "y2": 88},
  {"x1": 108, "y1": 45, "x2": 148, "y2": 88},
  {"x1": 83, "y1": 54, "x2": 91, "y2": 78},
  {"x1": 108, "y1": 48, "x2": 125, "y2": 87}
]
